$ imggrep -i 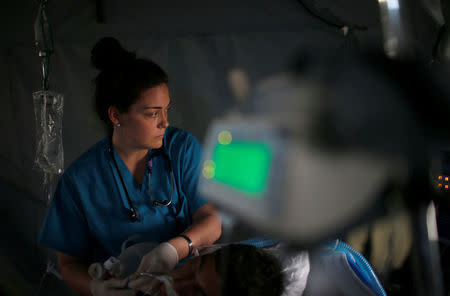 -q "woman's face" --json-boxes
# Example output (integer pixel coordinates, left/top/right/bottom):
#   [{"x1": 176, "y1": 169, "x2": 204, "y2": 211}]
[{"x1": 115, "y1": 83, "x2": 171, "y2": 150}]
